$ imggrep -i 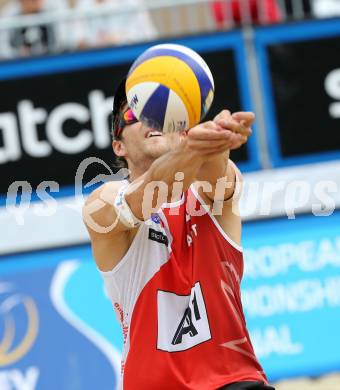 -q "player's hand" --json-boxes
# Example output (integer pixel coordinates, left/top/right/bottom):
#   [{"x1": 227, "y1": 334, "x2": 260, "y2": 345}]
[
  {"x1": 184, "y1": 120, "x2": 235, "y2": 156},
  {"x1": 213, "y1": 110, "x2": 254, "y2": 150}
]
